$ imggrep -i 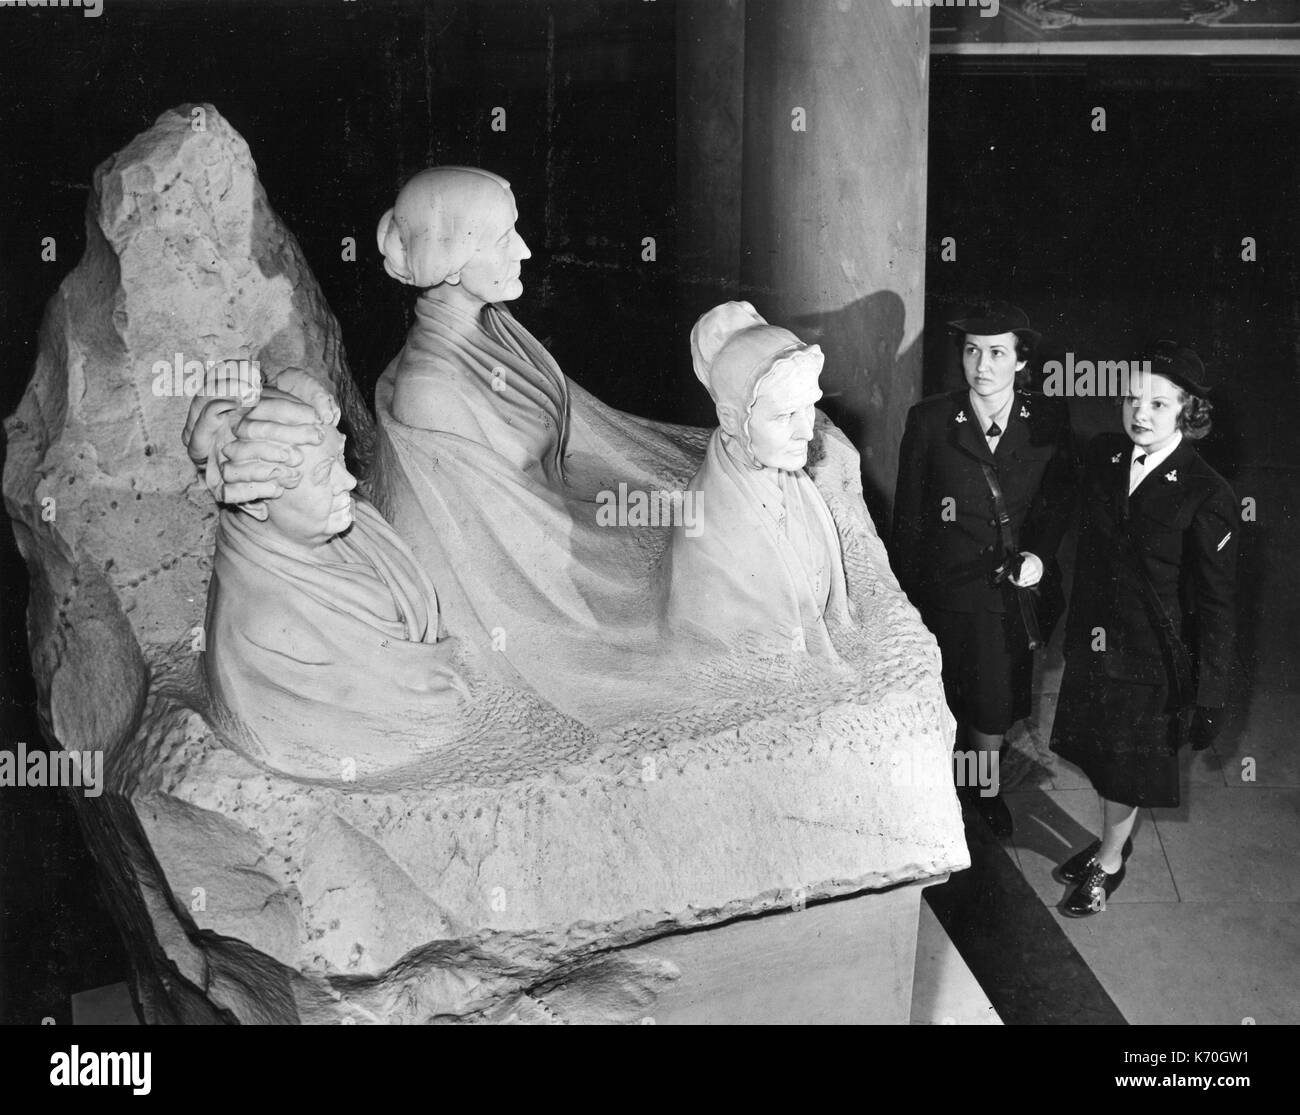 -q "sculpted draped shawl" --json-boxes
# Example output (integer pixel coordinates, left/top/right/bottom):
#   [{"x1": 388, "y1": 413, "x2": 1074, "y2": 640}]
[
  {"x1": 372, "y1": 295, "x2": 860, "y2": 727},
  {"x1": 204, "y1": 500, "x2": 465, "y2": 774},
  {"x1": 664, "y1": 431, "x2": 849, "y2": 658},
  {"x1": 391, "y1": 295, "x2": 570, "y2": 485}
]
